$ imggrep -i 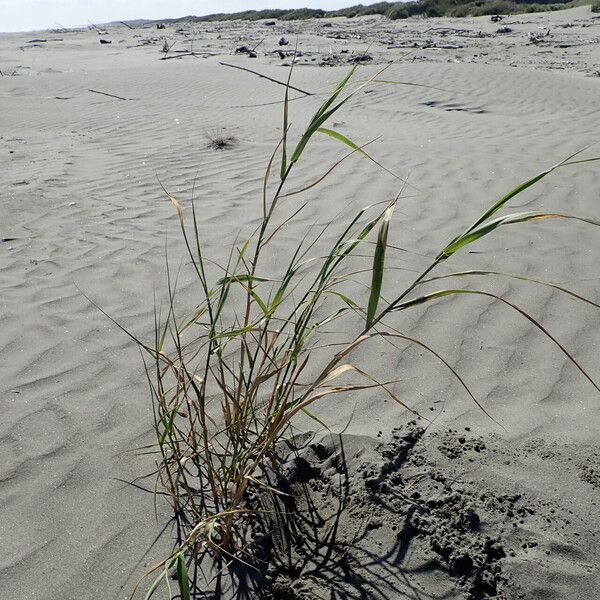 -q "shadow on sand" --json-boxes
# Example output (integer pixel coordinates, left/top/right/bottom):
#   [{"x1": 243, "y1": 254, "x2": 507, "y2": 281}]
[{"x1": 189, "y1": 431, "x2": 452, "y2": 600}]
